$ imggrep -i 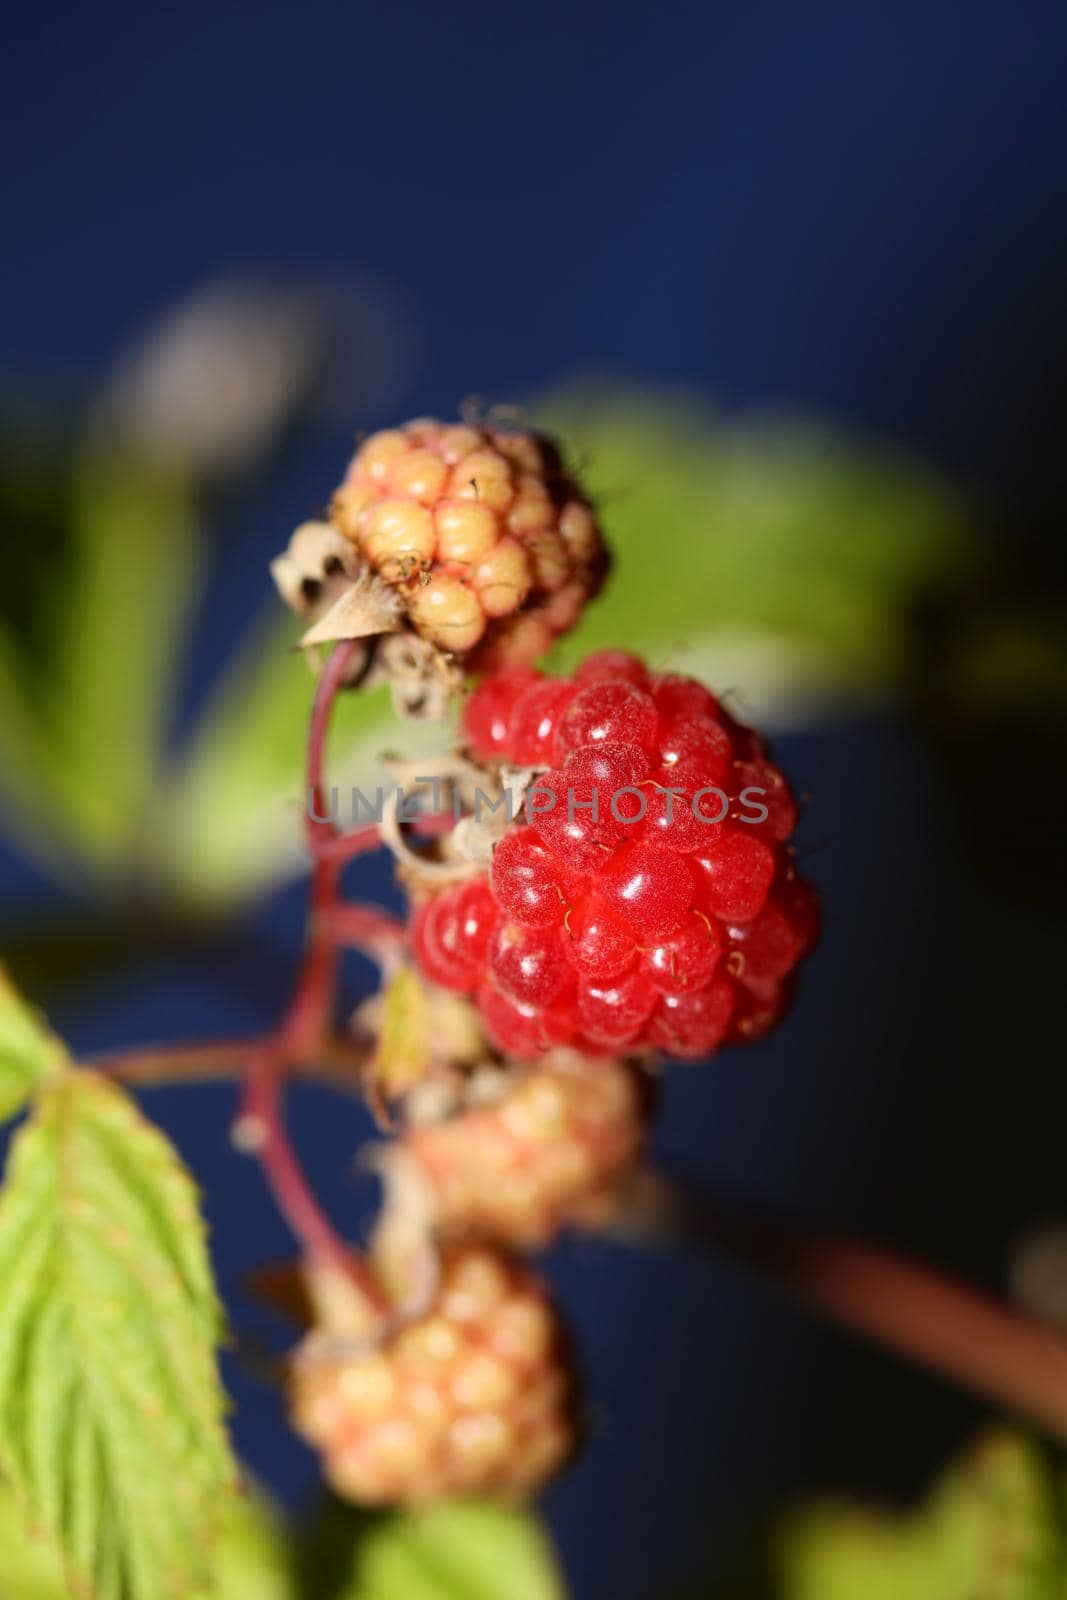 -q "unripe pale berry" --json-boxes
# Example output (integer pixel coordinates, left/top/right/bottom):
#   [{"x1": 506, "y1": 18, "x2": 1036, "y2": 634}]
[
  {"x1": 472, "y1": 537, "x2": 533, "y2": 617},
  {"x1": 406, "y1": 571, "x2": 487, "y2": 653},
  {"x1": 289, "y1": 1244, "x2": 578, "y2": 1504},
  {"x1": 321, "y1": 418, "x2": 607, "y2": 668},
  {"x1": 396, "y1": 1053, "x2": 650, "y2": 1246}
]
